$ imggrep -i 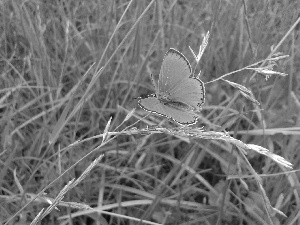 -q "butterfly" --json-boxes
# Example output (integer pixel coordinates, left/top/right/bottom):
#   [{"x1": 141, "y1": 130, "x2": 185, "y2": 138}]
[{"x1": 138, "y1": 48, "x2": 205, "y2": 125}]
